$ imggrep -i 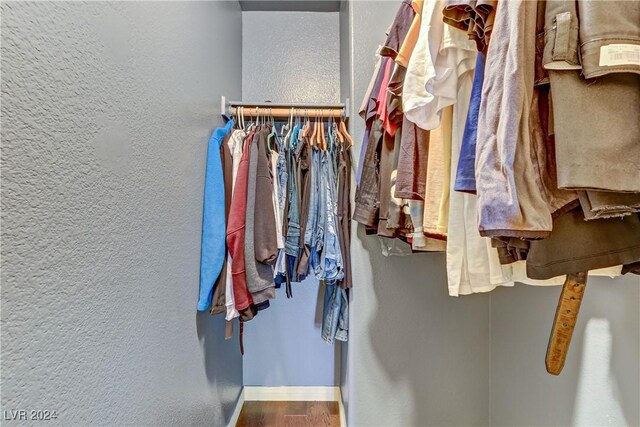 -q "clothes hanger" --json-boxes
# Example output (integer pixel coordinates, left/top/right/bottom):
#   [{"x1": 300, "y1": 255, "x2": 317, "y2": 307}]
[
  {"x1": 328, "y1": 116, "x2": 337, "y2": 151},
  {"x1": 310, "y1": 109, "x2": 318, "y2": 147},
  {"x1": 334, "y1": 113, "x2": 345, "y2": 144},
  {"x1": 301, "y1": 108, "x2": 310, "y2": 138},
  {"x1": 320, "y1": 113, "x2": 326, "y2": 151},
  {"x1": 268, "y1": 108, "x2": 277, "y2": 154},
  {"x1": 339, "y1": 111, "x2": 354, "y2": 148}
]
